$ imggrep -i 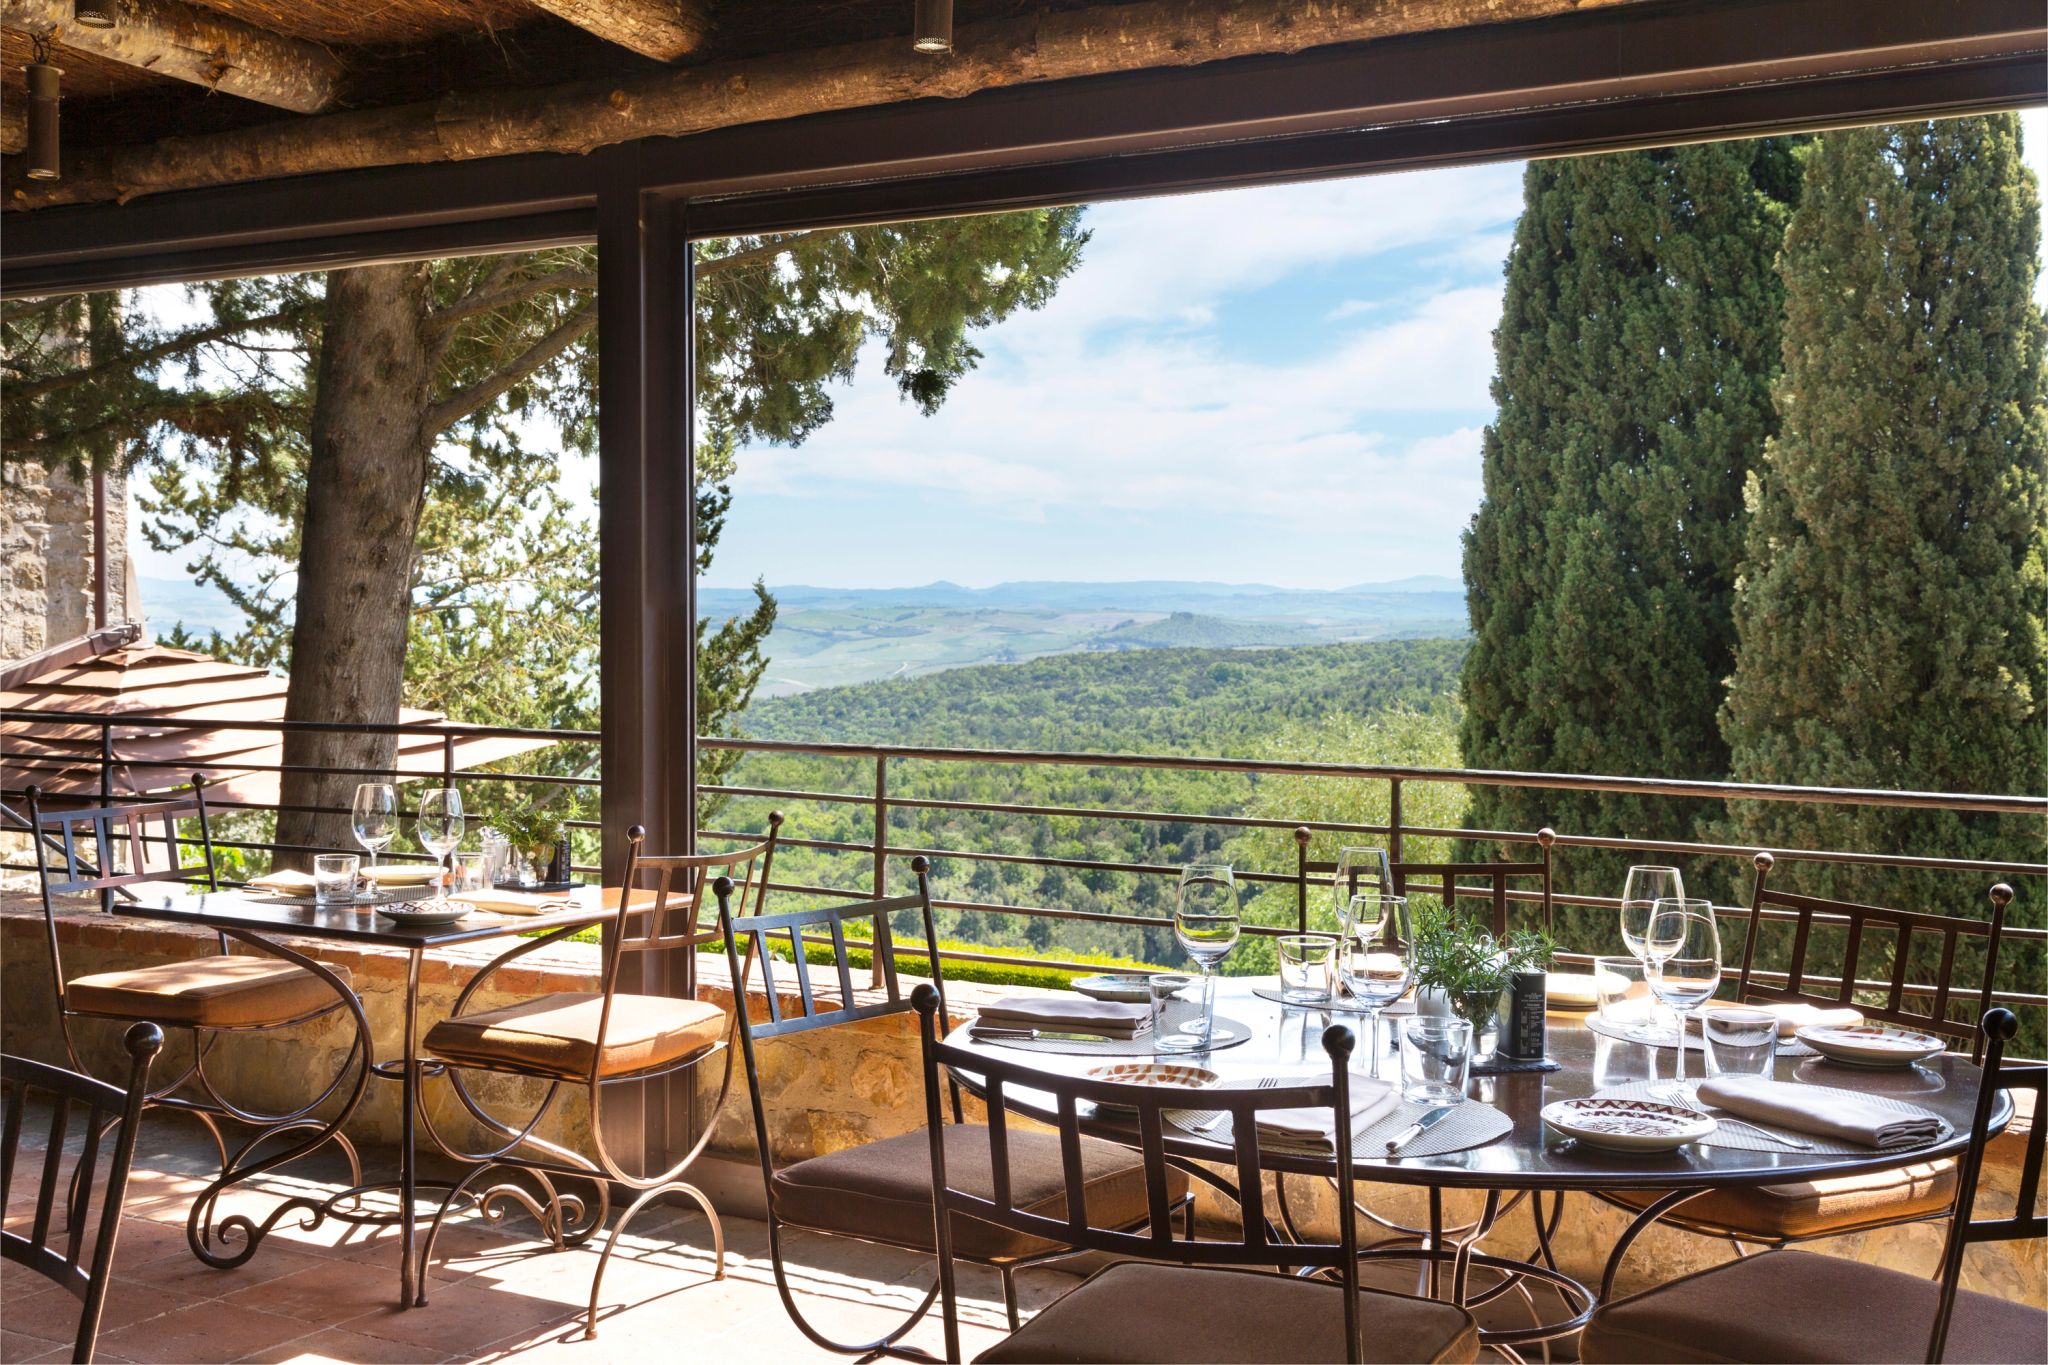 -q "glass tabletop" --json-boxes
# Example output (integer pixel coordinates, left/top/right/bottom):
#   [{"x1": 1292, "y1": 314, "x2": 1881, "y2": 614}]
[{"x1": 111, "y1": 885, "x2": 624, "y2": 949}]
